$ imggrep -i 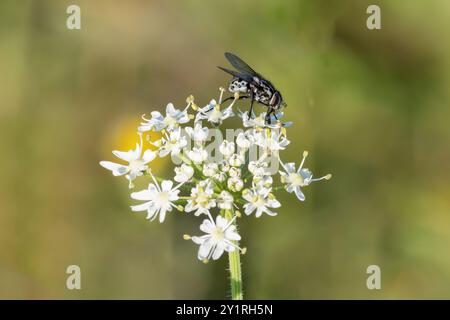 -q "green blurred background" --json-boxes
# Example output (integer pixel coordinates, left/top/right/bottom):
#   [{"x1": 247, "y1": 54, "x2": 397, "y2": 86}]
[{"x1": 1, "y1": 0, "x2": 450, "y2": 299}]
